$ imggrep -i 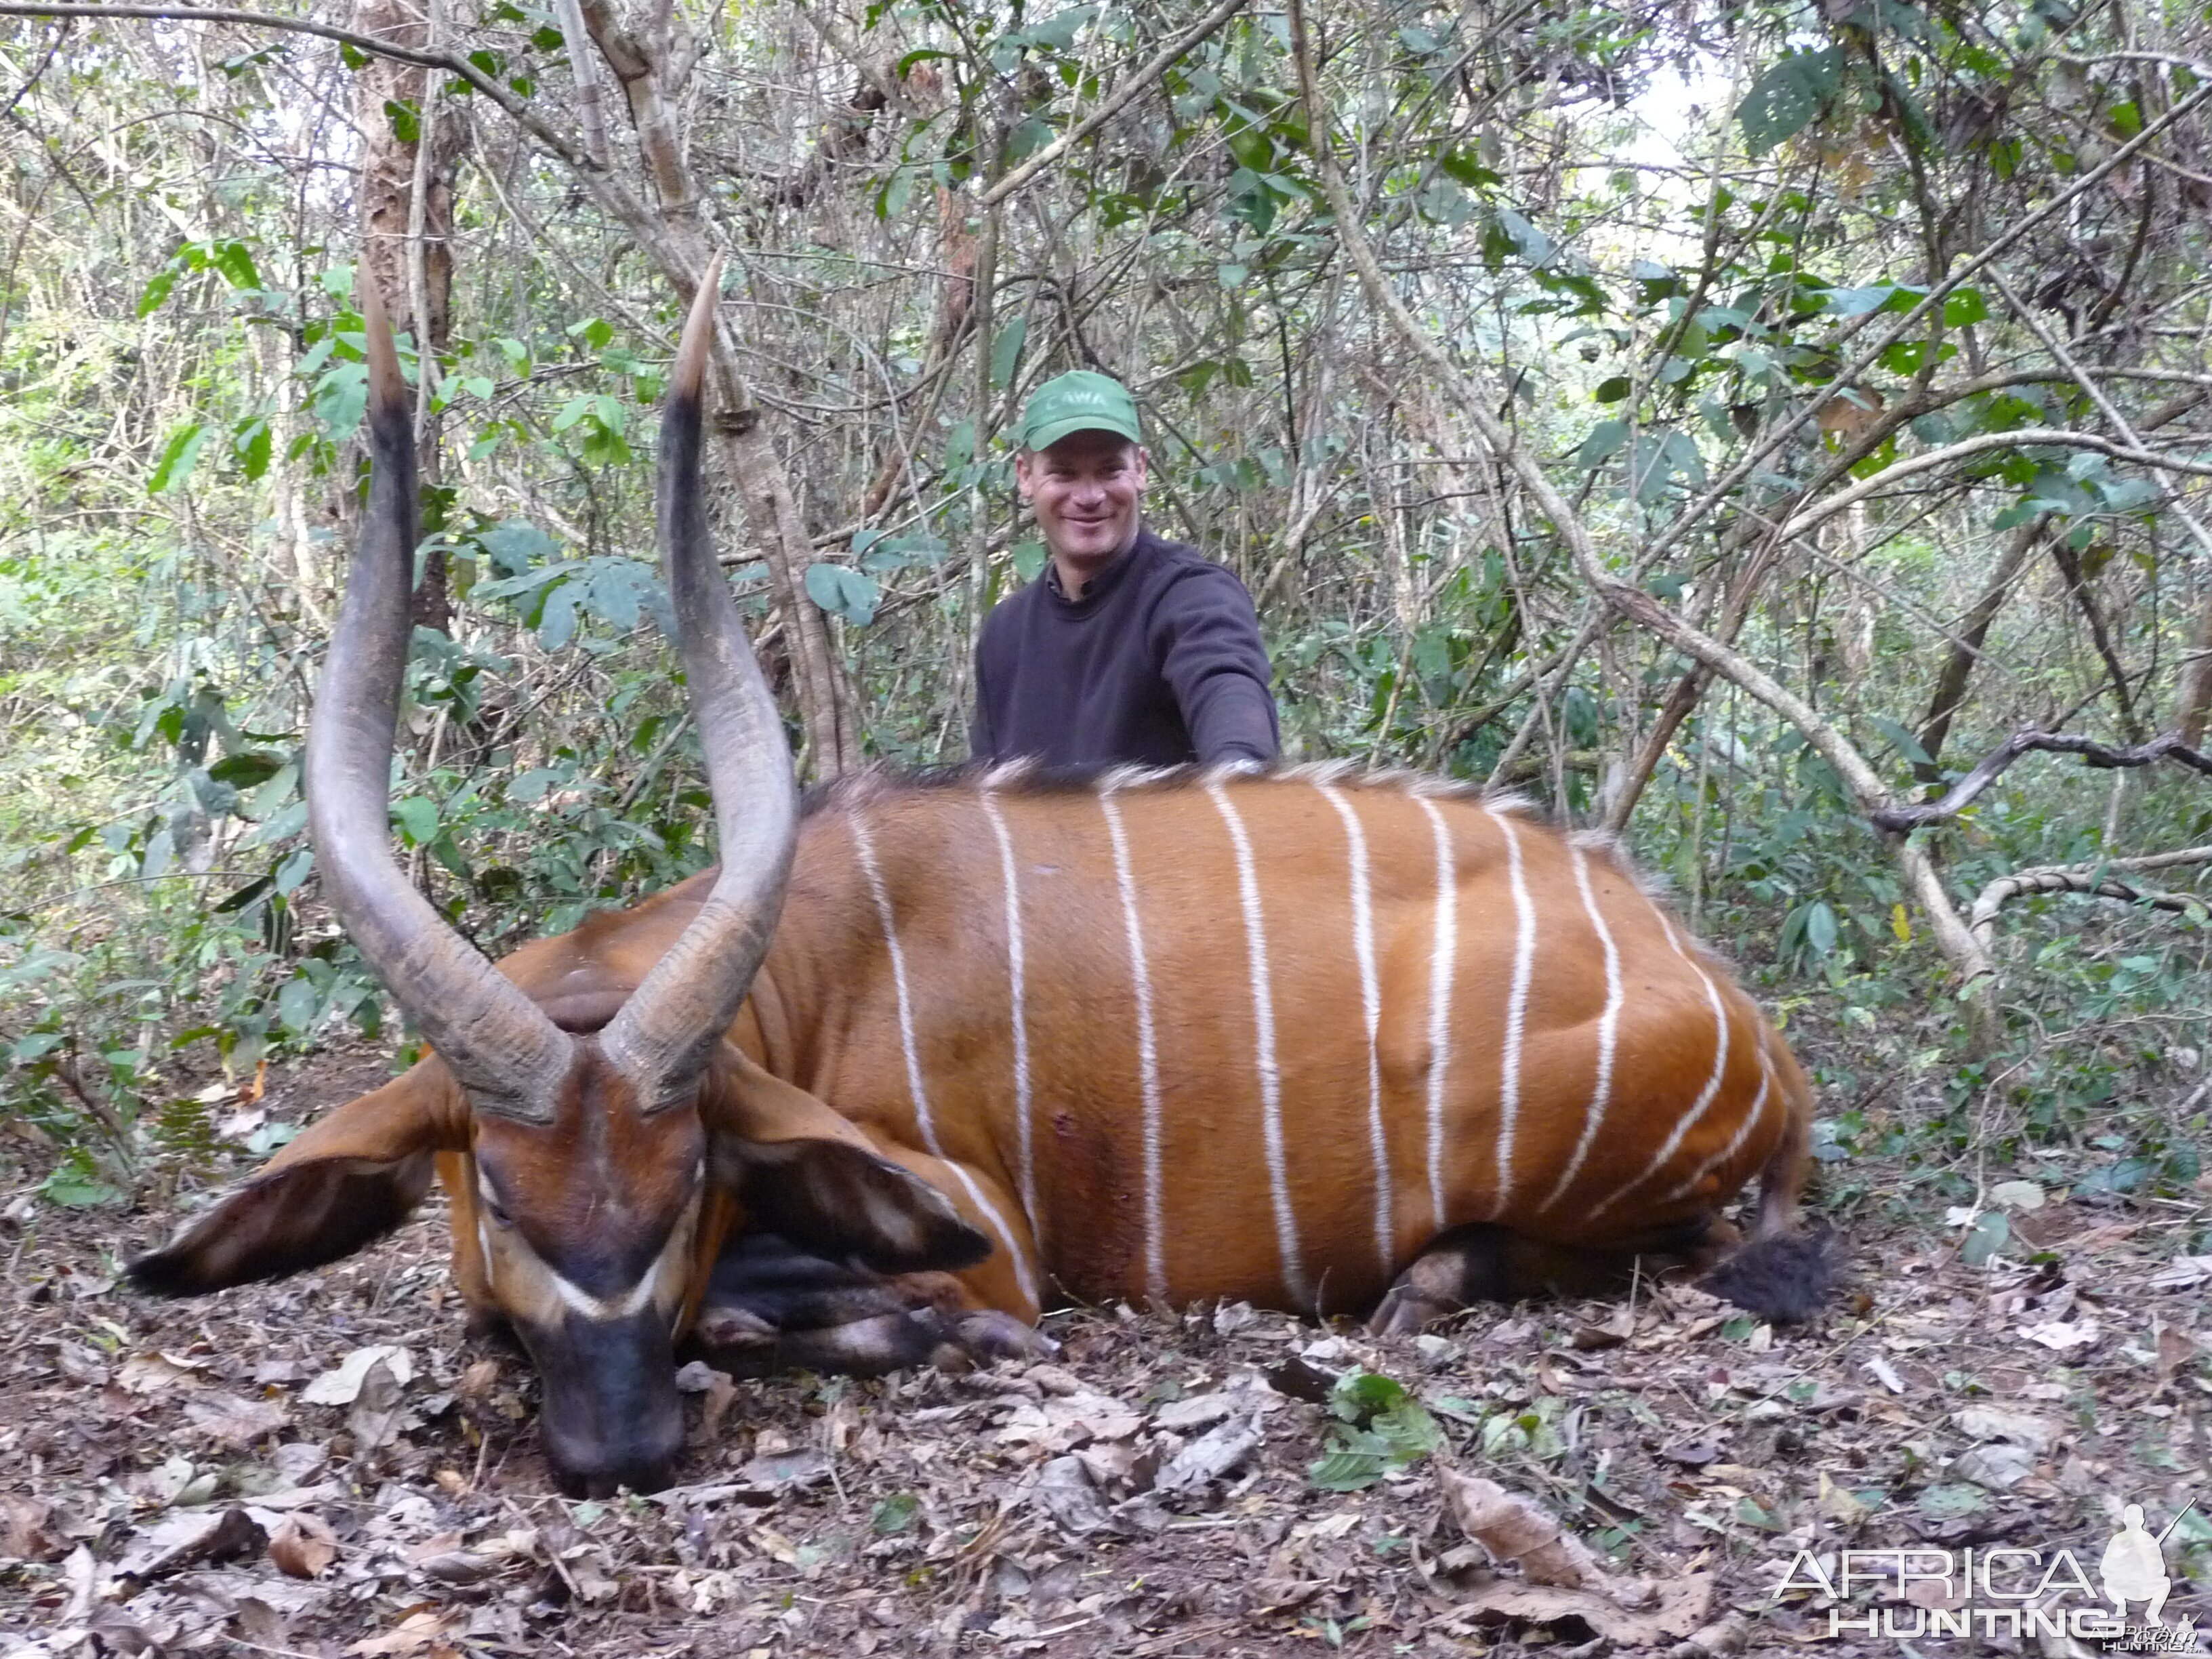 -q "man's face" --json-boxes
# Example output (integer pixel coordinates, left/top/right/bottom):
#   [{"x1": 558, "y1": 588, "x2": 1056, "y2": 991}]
[{"x1": 1015, "y1": 430, "x2": 1148, "y2": 569}]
